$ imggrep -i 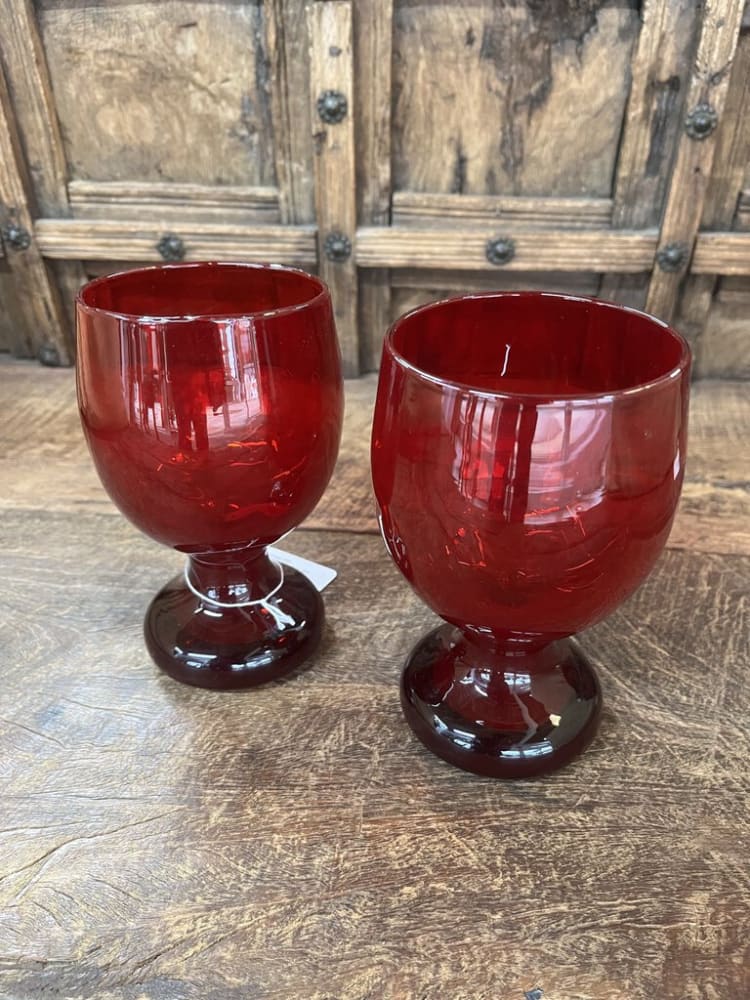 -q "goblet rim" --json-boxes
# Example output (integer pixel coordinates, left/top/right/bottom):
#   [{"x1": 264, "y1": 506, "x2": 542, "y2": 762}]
[
  {"x1": 76, "y1": 261, "x2": 330, "y2": 324},
  {"x1": 384, "y1": 290, "x2": 691, "y2": 404}
]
